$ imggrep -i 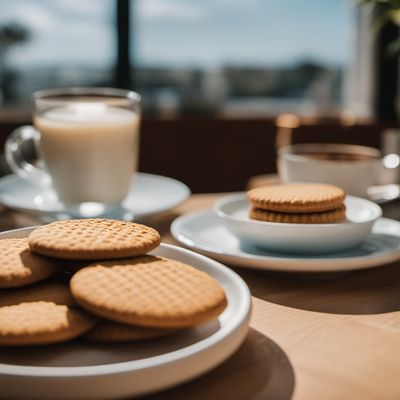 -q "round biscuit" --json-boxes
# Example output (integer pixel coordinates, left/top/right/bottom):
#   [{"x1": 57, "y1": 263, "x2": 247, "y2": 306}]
[
  {"x1": 0, "y1": 281, "x2": 76, "y2": 307},
  {"x1": 0, "y1": 238, "x2": 57, "y2": 288},
  {"x1": 70, "y1": 256, "x2": 227, "y2": 328},
  {"x1": 84, "y1": 320, "x2": 175, "y2": 342},
  {"x1": 249, "y1": 205, "x2": 346, "y2": 224},
  {"x1": 28, "y1": 219, "x2": 161, "y2": 260},
  {"x1": 247, "y1": 183, "x2": 345, "y2": 213},
  {"x1": 0, "y1": 301, "x2": 97, "y2": 346}
]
